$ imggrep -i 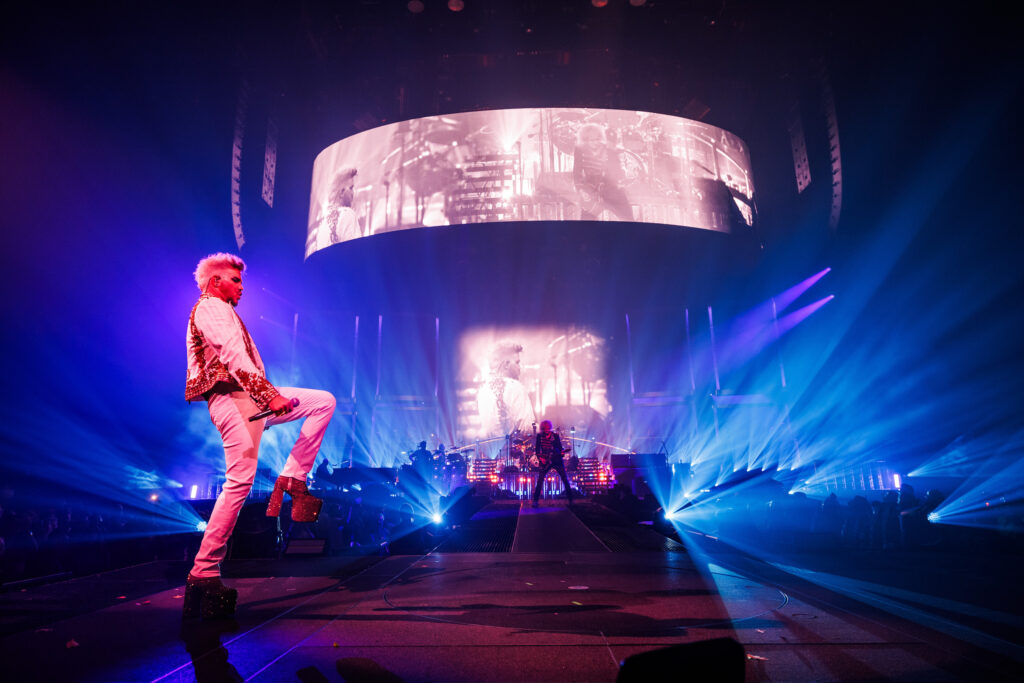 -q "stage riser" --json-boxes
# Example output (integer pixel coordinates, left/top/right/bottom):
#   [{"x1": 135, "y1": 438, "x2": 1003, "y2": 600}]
[{"x1": 467, "y1": 472, "x2": 613, "y2": 497}]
